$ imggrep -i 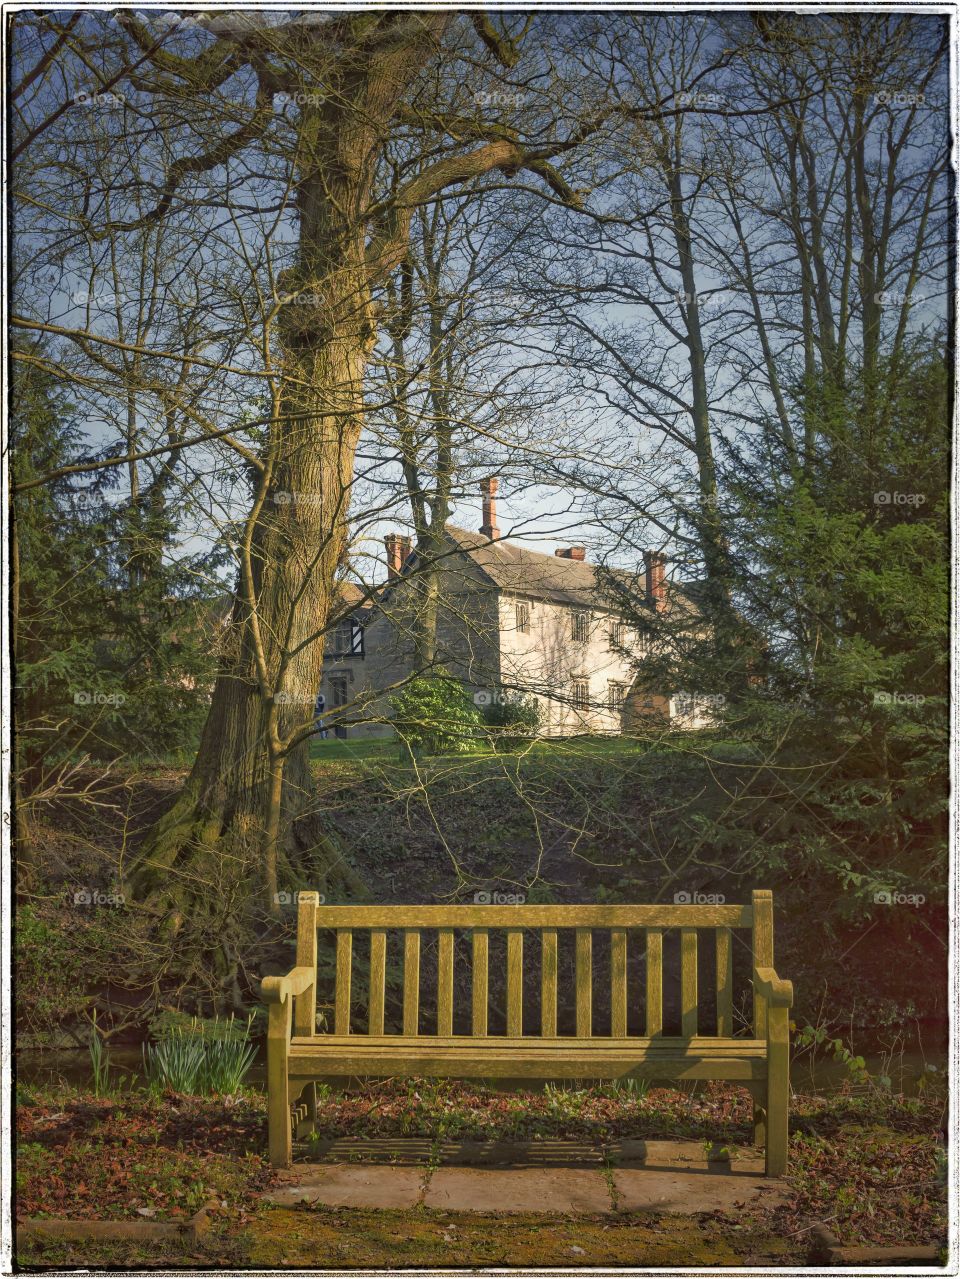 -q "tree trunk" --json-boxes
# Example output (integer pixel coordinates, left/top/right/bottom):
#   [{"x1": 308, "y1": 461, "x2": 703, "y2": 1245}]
[{"x1": 130, "y1": 87, "x2": 388, "y2": 916}]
